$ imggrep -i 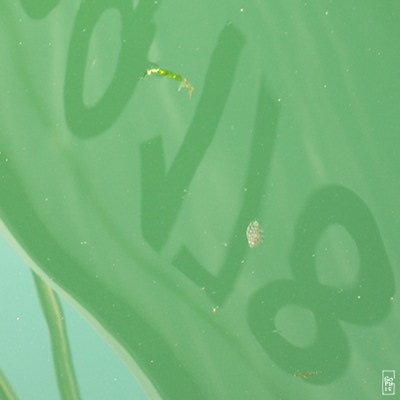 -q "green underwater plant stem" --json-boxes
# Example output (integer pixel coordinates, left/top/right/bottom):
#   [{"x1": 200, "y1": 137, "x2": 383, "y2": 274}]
[
  {"x1": 144, "y1": 67, "x2": 194, "y2": 99},
  {"x1": 0, "y1": 369, "x2": 19, "y2": 400},
  {"x1": 32, "y1": 273, "x2": 81, "y2": 400}
]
